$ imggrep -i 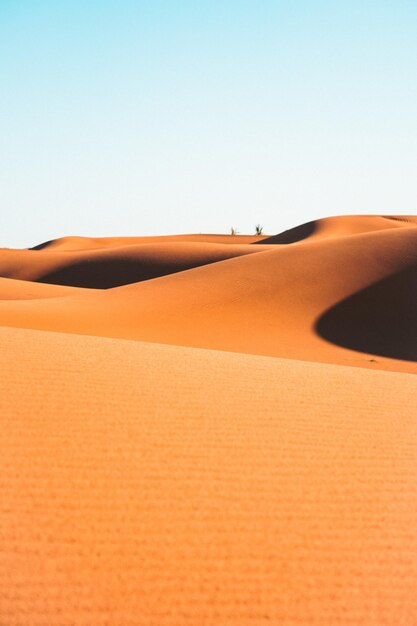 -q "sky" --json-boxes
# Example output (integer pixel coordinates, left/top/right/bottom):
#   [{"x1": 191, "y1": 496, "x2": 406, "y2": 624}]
[{"x1": 1, "y1": 1, "x2": 417, "y2": 247}]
